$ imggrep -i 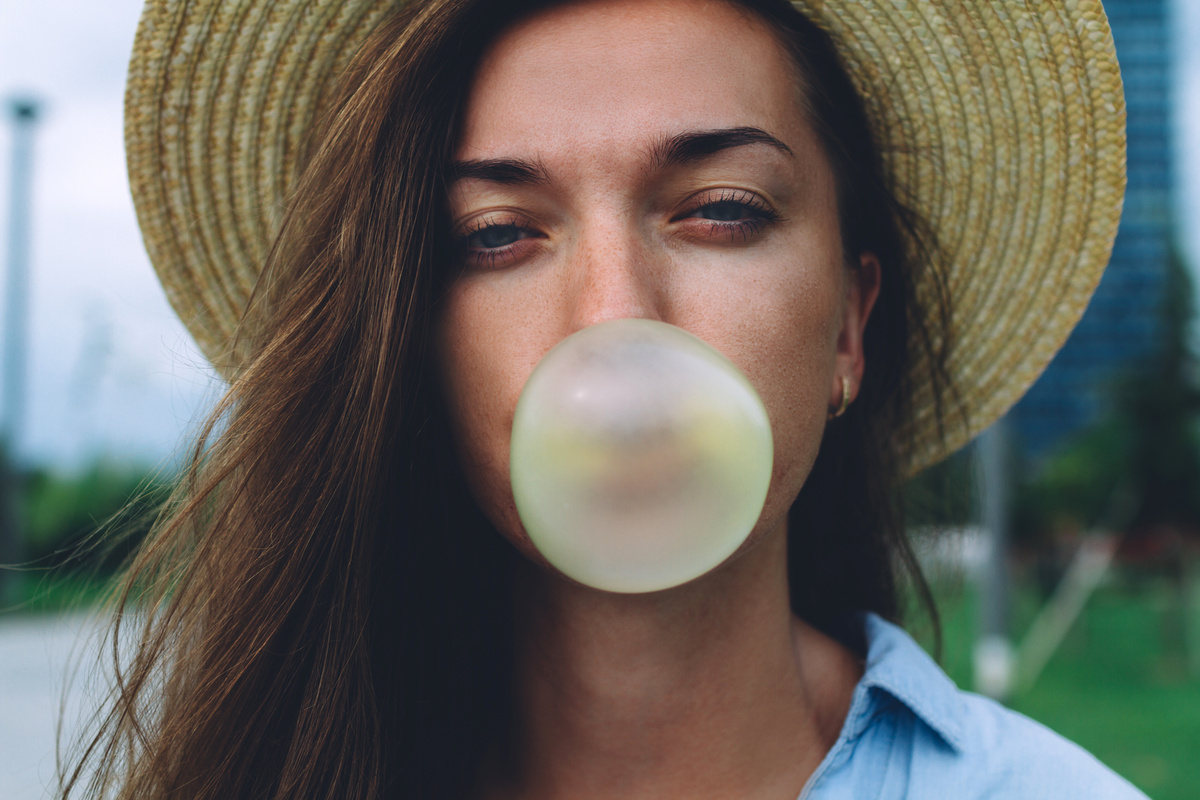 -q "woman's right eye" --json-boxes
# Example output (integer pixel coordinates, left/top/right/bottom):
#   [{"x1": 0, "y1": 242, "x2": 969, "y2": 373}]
[
  {"x1": 458, "y1": 219, "x2": 543, "y2": 268},
  {"x1": 468, "y1": 224, "x2": 527, "y2": 250}
]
